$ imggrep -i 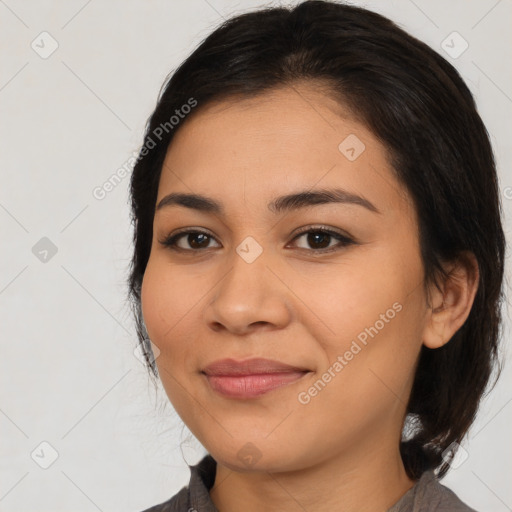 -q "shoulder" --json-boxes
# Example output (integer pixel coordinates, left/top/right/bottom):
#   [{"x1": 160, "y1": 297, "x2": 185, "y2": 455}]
[
  {"x1": 139, "y1": 454, "x2": 218, "y2": 512},
  {"x1": 414, "y1": 471, "x2": 478, "y2": 512},
  {"x1": 139, "y1": 486, "x2": 189, "y2": 512}
]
